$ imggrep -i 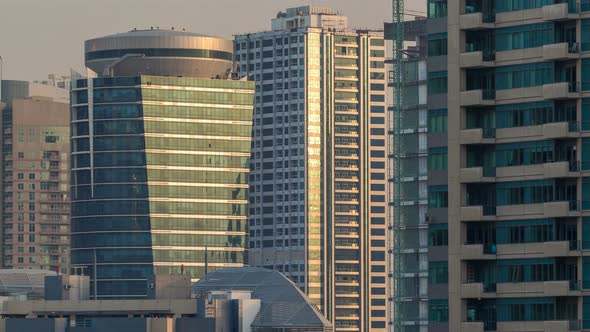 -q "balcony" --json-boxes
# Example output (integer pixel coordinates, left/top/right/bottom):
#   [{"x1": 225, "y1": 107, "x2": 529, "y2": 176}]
[
  {"x1": 496, "y1": 280, "x2": 579, "y2": 298},
  {"x1": 460, "y1": 167, "x2": 496, "y2": 183},
  {"x1": 495, "y1": 201, "x2": 578, "y2": 219},
  {"x1": 543, "y1": 82, "x2": 579, "y2": 100},
  {"x1": 461, "y1": 283, "x2": 495, "y2": 299},
  {"x1": 461, "y1": 244, "x2": 496, "y2": 260},
  {"x1": 497, "y1": 320, "x2": 570, "y2": 332},
  {"x1": 494, "y1": 161, "x2": 578, "y2": 182},
  {"x1": 543, "y1": 42, "x2": 579, "y2": 61},
  {"x1": 461, "y1": 322, "x2": 485, "y2": 332},
  {"x1": 494, "y1": 121, "x2": 574, "y2": 142},
  {"x1": 460, "y1": 128, "x2": 496, "y2": 144},
  {"x1": 461, "y1": 51, "x2": 495, "y2": 68},
  {"x1": 460, "y1": 206, "x2": 496, "y2": 221},
  {"x1": 543, "y1": 2, "x2": 575, "y2": 21},
  {"x1": 460, "y1": 89, "x2": 496, "y2": 107},
  {"x1": 460, "y1": 12, "x2": 495, "y2": 30},
  {"x1": 496, "y1": 240, "x2": 576, "y2": 258}
]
